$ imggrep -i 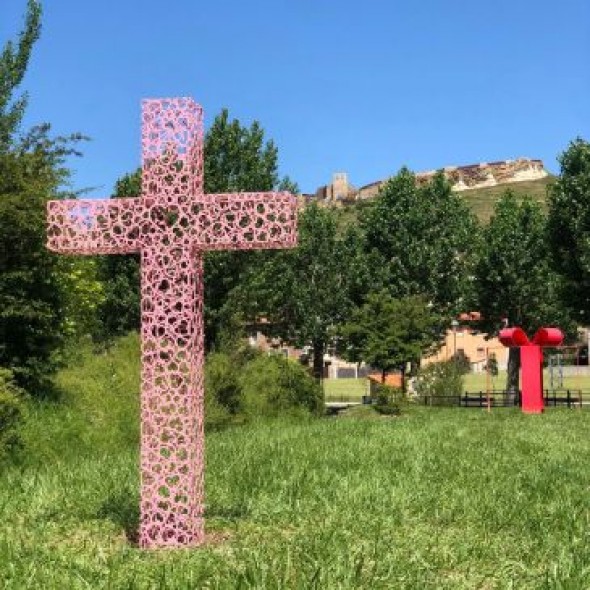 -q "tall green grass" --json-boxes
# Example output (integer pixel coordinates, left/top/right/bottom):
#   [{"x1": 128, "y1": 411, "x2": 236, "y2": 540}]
[
  {"x1": 2, "y1": 336, "x2": 590, "y2": 588},
  {"x1": 3, "y1": 408, "x2": 590, "y2": 587}
]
